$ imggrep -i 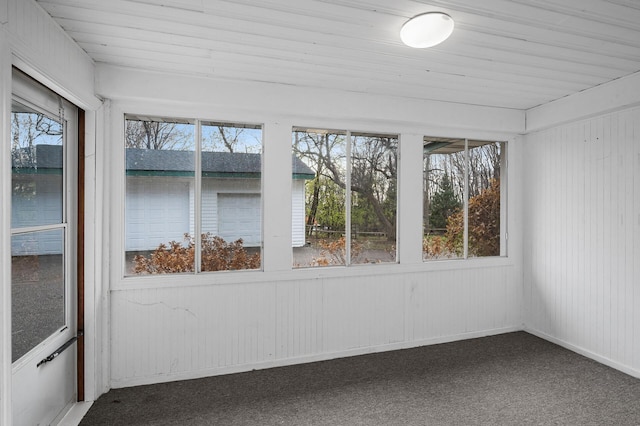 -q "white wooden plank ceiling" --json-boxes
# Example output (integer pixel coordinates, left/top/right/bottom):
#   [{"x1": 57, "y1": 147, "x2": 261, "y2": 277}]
[{"x1": 36, "y1": 0, "x2": 640, "y2": 110}]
